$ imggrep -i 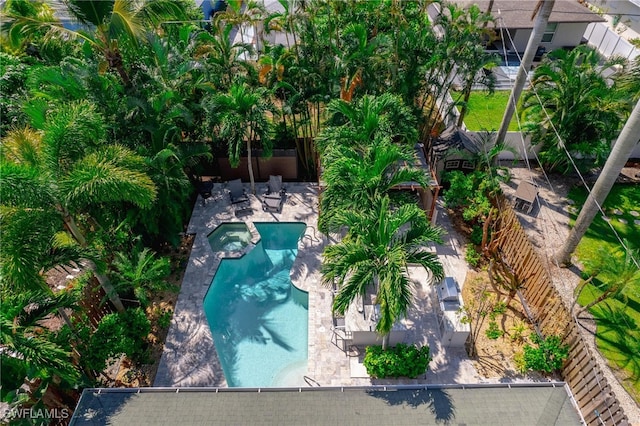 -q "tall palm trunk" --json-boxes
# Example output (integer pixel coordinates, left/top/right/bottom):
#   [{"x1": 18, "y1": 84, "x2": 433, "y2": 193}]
[
  {"x1": 456, "y1": 82, "x2": 473, "y2": 127},
  {"x1": 247, "y1": 129, "x2": 255, "y2": 194},
  {"x1": 496, "y1": 0, "x2": 554, "y2": 146},
  {"x1": 556, "y1": 100, "x2": 640, "y2": 264}
]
